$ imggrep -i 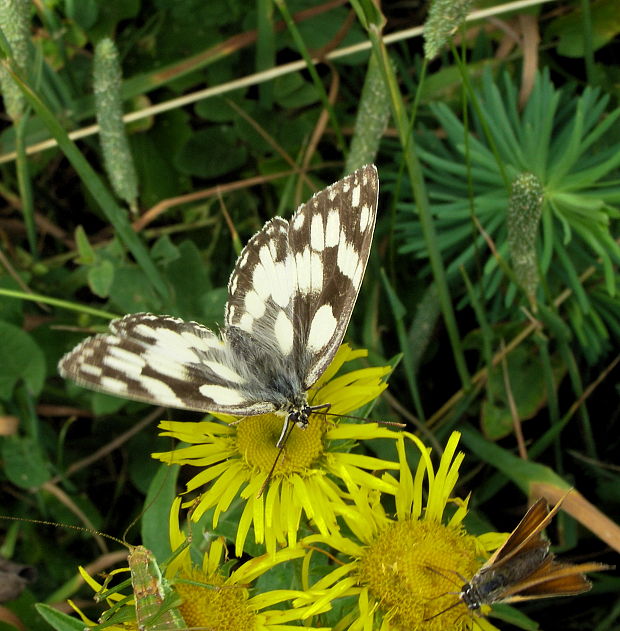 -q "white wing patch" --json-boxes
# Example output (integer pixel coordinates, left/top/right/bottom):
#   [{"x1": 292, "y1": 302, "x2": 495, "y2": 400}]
[
  {"x1": 245, "y1": 290, "x2": 267, "y2": 319},
  {"x1": 325, "y1": 210, "x2": 339, "y2": 247},
  {"x1": 307, "y1": 304, "x2": 337, "y2": 352},
  {"x1": 274, "y1": 311, "x2": 294, "y2": 355},
  {"x1": 336, "y1": 235, "x2": 361, "y2": 281},
  {"x1": 351, "y1": 184, "x2": 361, "y2": 208},
  {"x1": 310, "y1": 214, "x2": 324, "y2": 250},
  {"x1": 105, "y1": 347, "x2": 145, "y2": 377},
  {"x1": 198, "y1": 384, "x2": 248, "y2": 405}
]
